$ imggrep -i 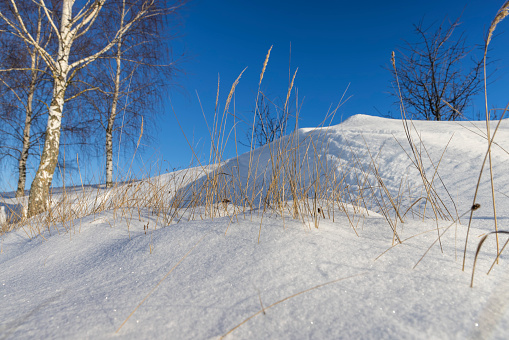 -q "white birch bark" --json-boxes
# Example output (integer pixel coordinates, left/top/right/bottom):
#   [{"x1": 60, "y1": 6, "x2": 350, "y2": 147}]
[
  {"x1": 0, "y1": 0, "x2": 159, "y2": 215},
  {"x1": 105, "y1": 39, "x2": 123, "y2": 188},
  {"x1": 16, "y1": 9, "x2": 47, "y2": 198},
  {"x1": 15, "y1": 52, "x2": 38, "y2": 198},
  {"x1": 26, "y1": 0, "x2": 75, "y2": 216},
  {"x1": 26, "y1": 0, "x2": 155, "y2": 216},
  {"x1": 27, "y1": 0, "x2": 73, "y2": 215}
]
